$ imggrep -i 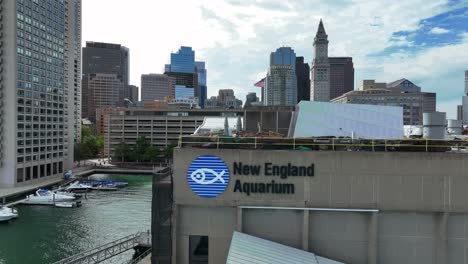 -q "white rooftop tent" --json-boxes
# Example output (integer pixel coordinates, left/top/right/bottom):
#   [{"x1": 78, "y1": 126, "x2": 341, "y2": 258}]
[
  {"x1": 227, "y1": 231, "x2": 344, "y2": 264},
  {"x1": 289, "y1": 101, "x2": 403, "y2": 139}
]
